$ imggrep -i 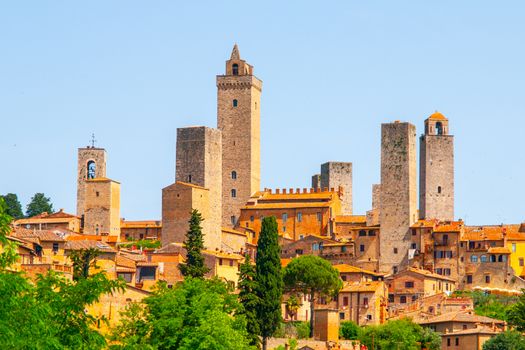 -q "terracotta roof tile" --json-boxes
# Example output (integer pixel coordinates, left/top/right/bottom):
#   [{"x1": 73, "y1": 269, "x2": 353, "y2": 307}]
[
  {"x1": 341, "y1": 281, "x2": 384, "y2": 293},
  {"x1": 333, "y1": 264, "x2": 384, "y2": 277},
  {"x1": 419, "y1": 310, "x2": 504, "y2": 325},
  {"x1": 64, "y1": 240, "x2": 115, "y2": 253},
  {"x1": 120, "y1": 220, "x2": 161, "y2": 229},
  {"x1": 335, "y1": 215, "x2": 367, "y2": 224}
]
